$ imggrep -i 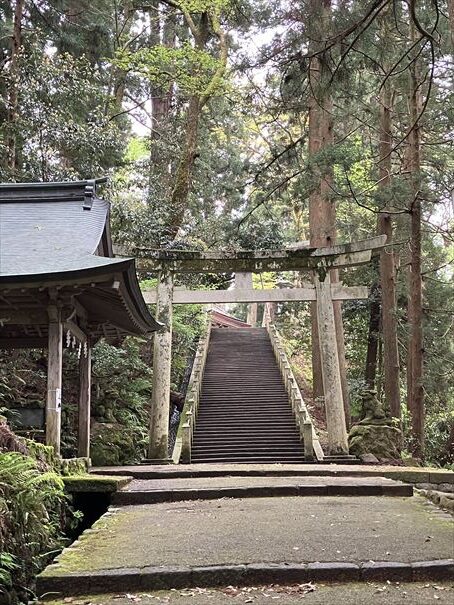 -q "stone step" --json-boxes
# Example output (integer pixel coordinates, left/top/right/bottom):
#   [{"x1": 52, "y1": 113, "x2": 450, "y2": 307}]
[
  {"x1": 189, "y1": 327, "x2": 310, "y2": 464},
  {"x1": 38, "y1": 490, "x2": 454, "y2": 598},
  {"x1": 112, "y1": 476, "x2": 413, "y2": 505}
]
